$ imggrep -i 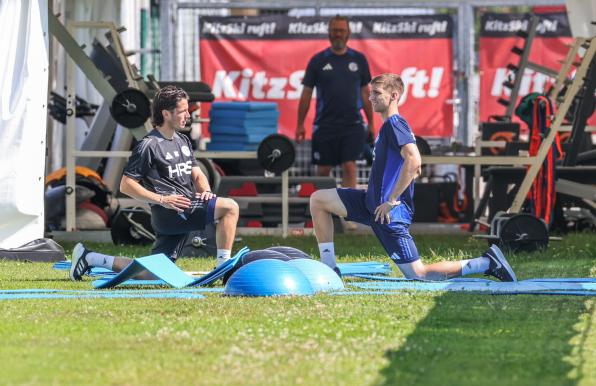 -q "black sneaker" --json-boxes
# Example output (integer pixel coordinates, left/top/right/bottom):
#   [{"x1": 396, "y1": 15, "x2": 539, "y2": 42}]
[
  {"x1": 69, "y1": 243, "x2": 91, "y2": 281},
  {"x1": 333, "y1": 266, "x2": 342, "y2": 278},
  {"x1": 484, "y1": 244, "x2": 517, "y2": 282}
]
